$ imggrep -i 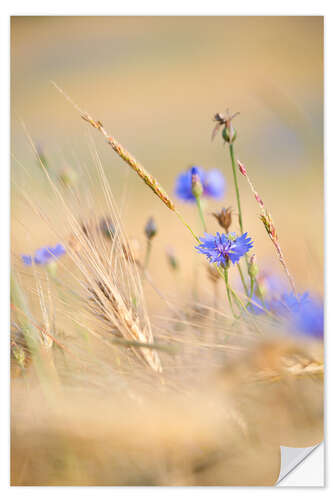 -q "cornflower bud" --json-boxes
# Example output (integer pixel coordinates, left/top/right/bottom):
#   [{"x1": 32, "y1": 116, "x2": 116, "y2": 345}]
[
  {"x1": 248, "y1": 254, "x2": 259, "y2": 280},
  {"x1": 222, "y1": 124, "x2": 237, "y2": 144},
  {"x1": 191, "y1": 166, "x2": 203, "y2": 199},
  {"x1": 144, "y1": 217, "x2": 157, "y2": 240}
]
